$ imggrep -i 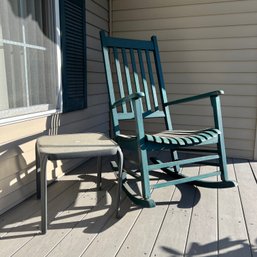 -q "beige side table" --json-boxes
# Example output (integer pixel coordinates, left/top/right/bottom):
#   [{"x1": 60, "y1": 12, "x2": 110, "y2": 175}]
[{"x1": 35, "y1": 133, "x2": 123, "y2": 234}]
